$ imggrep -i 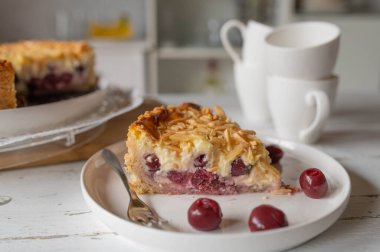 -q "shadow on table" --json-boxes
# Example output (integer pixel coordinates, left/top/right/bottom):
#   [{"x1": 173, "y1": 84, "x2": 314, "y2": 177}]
[
  {"x1": 317, "y1": 129, "x2": 380, "y2": 160},
  {"x1": 319, "y1": 129, "x2": 380, "y2": 146}
]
